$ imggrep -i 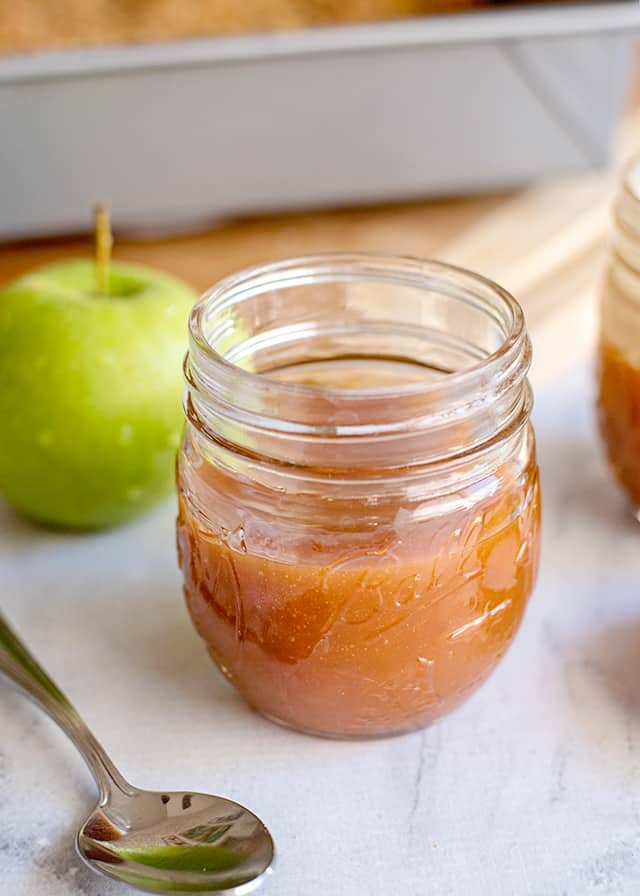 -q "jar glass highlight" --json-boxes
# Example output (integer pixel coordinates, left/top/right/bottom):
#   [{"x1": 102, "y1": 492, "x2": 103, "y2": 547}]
[
  {"x1": 176, "y1": 254, "x2": 541, "y2": 738},
  {"x1": 598, "y1": 157, "x2": 640, "y2": 512}
]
